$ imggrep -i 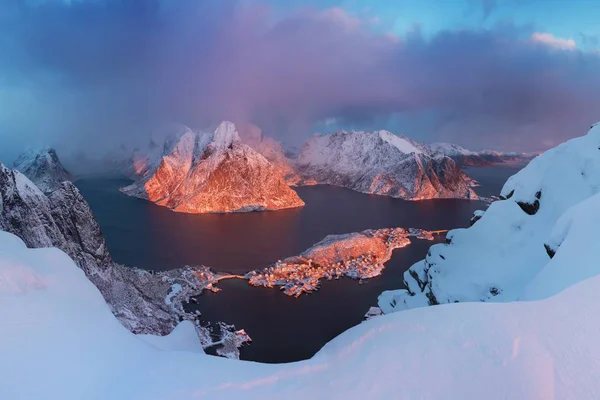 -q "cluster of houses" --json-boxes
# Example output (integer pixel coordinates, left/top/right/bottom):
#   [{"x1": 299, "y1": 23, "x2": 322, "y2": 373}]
[{"x1": 246, "y1": 254, "x2": 388, "y2": 297}]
